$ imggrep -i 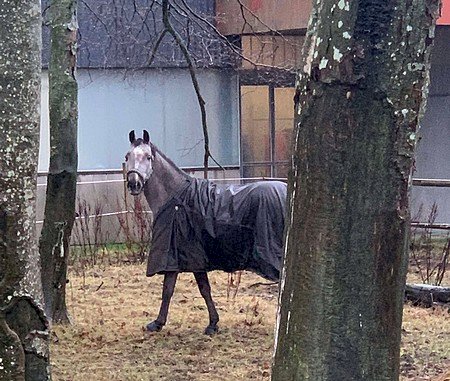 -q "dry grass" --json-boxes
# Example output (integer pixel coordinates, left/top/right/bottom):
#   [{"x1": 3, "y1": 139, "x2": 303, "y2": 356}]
[{"x1": 51, "y1": 265, "x2": 450, "y2": 381}]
